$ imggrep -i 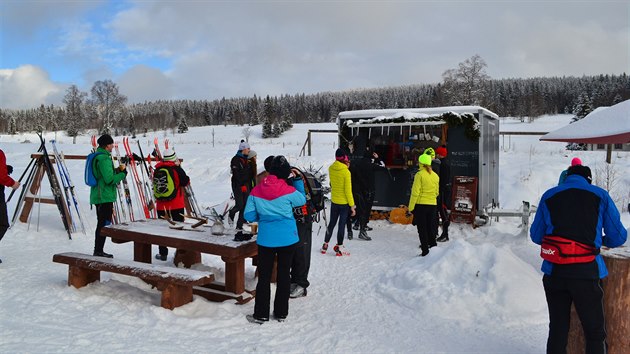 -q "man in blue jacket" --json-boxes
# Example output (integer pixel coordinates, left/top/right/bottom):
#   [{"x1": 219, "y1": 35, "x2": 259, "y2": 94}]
[{"x1": 530, "y1": 164, "x2": 627, "y2": 354}]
